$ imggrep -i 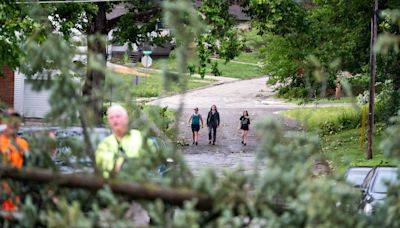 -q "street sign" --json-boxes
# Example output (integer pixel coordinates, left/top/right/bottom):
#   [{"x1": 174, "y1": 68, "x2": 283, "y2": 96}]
[
  {"x1": 141, "y1": 55, "x2": 152, "y2": 68},
  {"x1": 143, "y1": 50, "x2": 152, "y2": 55}
]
